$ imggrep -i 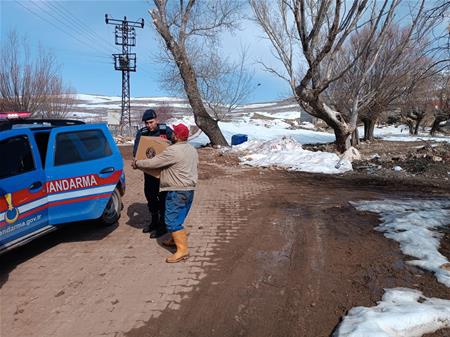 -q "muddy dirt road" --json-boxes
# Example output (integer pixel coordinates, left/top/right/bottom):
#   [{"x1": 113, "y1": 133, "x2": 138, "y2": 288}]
[{"x1": 1, "y1": 146, "x2": 449, "y2": 337}]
